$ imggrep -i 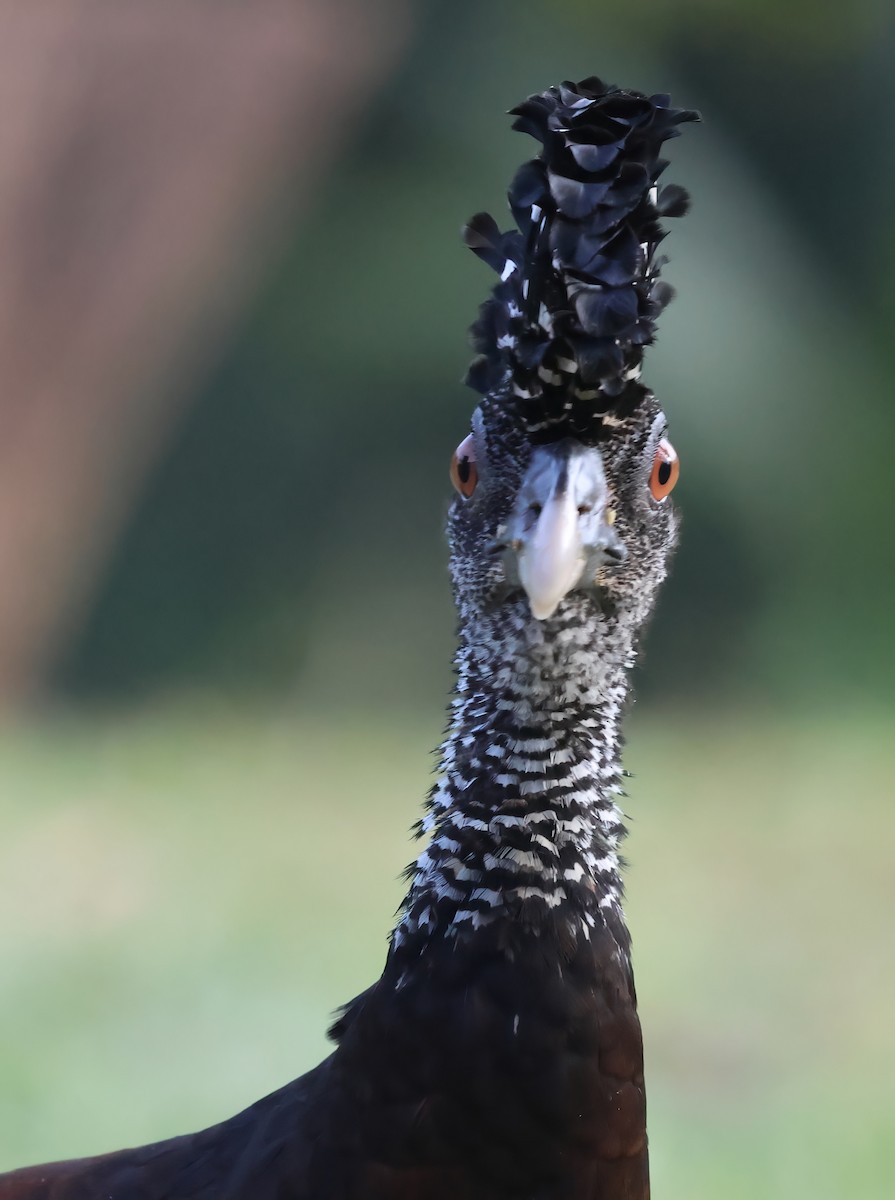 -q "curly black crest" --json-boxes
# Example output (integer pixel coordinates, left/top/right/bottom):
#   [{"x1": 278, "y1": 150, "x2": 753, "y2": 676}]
[{"x1": 464, "y1": 77, "x2": 698, "y2": 442}]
